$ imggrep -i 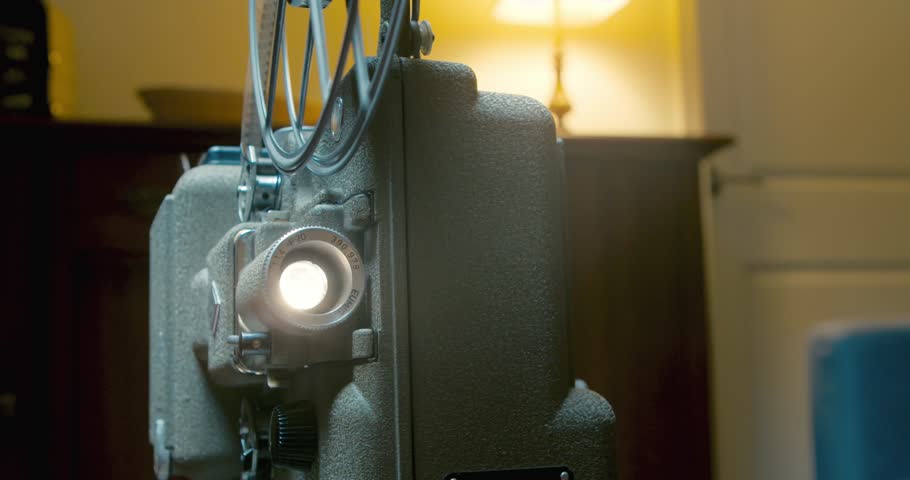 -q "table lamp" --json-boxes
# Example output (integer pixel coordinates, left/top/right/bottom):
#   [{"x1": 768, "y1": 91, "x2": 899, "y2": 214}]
[{"x1": 493, "y1": 0, "x2": 629, "y2": 135}]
